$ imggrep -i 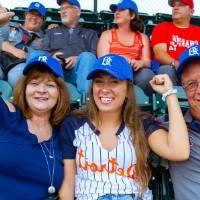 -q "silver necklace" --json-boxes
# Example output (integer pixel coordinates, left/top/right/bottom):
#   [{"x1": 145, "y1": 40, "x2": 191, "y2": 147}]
[
  {"x1": 43, "y1": 141, "x2": 54, "y2": 159},
  {"x1": 40, "y1": 137, "x2": 56, "y2": 194}
]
